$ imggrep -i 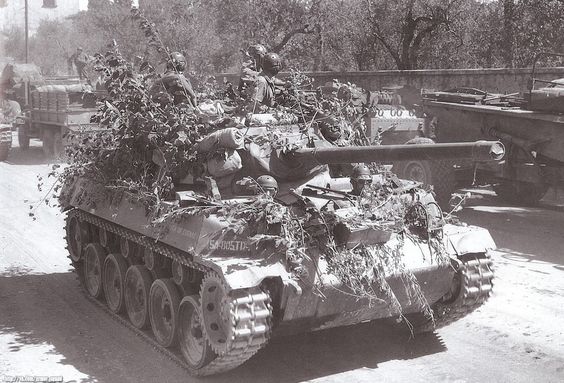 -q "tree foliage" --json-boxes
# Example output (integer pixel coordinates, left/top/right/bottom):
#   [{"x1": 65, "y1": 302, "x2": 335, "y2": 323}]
[{"x1": 3, "y1": 0, "x2": 564, "y2": 74}]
